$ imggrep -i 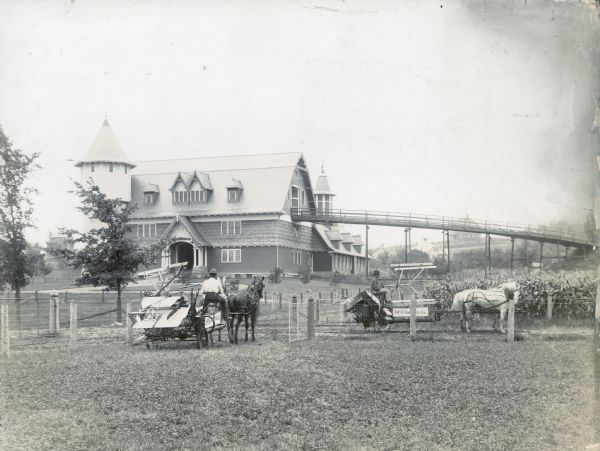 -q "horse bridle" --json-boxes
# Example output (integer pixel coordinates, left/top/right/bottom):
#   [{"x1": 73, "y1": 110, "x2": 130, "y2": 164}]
[{"x1": 247, "y1": 281, "x2": 263, "y2": 307}]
